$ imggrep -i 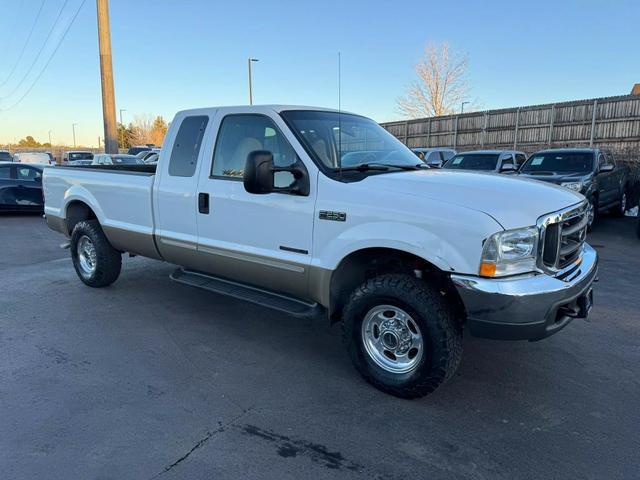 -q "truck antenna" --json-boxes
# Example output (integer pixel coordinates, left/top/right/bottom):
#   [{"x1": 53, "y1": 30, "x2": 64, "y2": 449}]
[{"x1": 338, "y1": 51, "x2": 342, "y2": 178}]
